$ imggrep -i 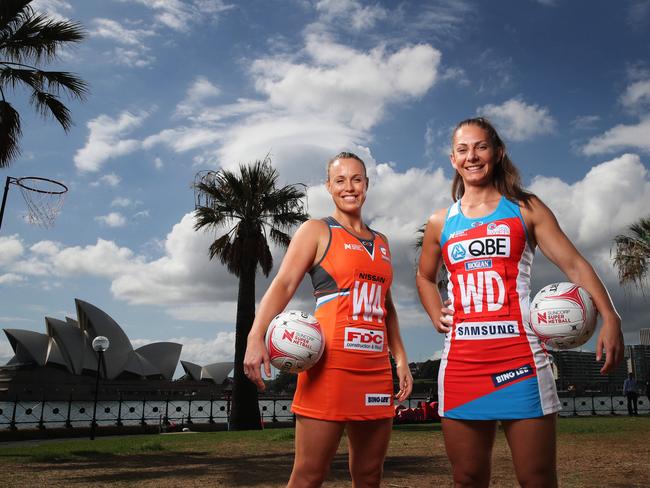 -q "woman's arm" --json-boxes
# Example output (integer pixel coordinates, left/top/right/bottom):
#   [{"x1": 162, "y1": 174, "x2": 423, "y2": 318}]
[
  {"x1": 385, "y1": 288, "x2": 413, "y2": 402},
  {"x1": 523, "y1": 196, "x2": 624, "y2": 373},
  {"x1": 243, "y1": 219, "x2": 326, "y2": 390},
  {"x1": 416, "y1": 209, "x2": 454, "y2": 333}
]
